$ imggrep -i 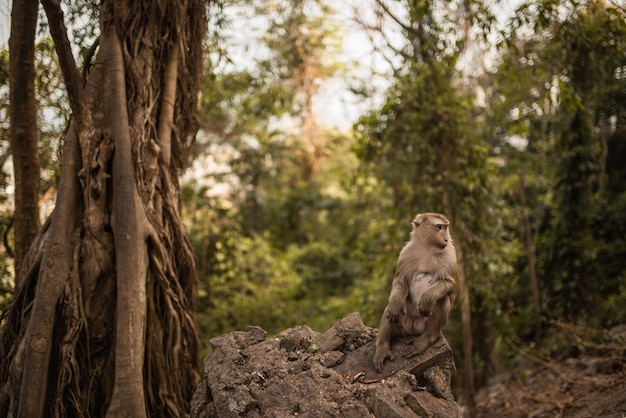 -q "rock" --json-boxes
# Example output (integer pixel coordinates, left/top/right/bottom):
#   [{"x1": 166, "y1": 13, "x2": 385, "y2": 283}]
[
  {"x1": 276, "y1": 325, "x2": 319, "y2": 352},
  {"x1": 320, "y1": 350, "x2": 345, "y2": 367},
  {"x1": 314, "y1": 311, "x2": 375, "y2": 353},
  {"x1": 191, "y1": 312, "x2": 462, "y2": 417}
]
